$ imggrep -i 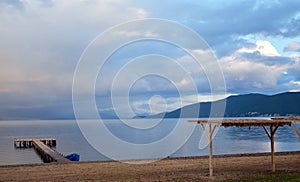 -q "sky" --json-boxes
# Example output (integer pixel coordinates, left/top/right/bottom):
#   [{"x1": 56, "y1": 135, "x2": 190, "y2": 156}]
[{"x1": 0, "y1": 0, "x2": 300, "y2": 119}]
